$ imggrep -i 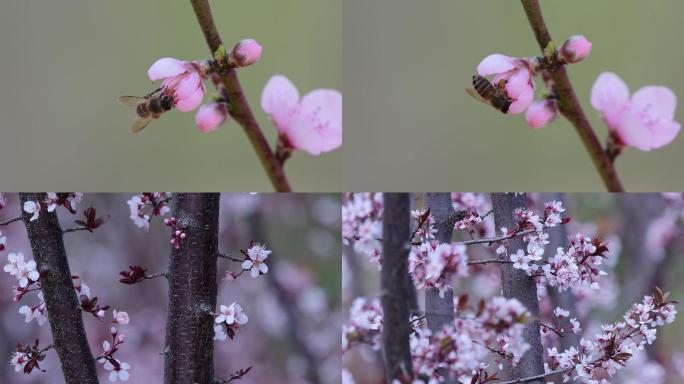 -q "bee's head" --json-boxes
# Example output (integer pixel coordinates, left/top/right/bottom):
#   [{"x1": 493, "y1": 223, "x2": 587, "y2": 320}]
[{"x1": 161, "y1": 95, "x2": 174, "y2": 111}]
